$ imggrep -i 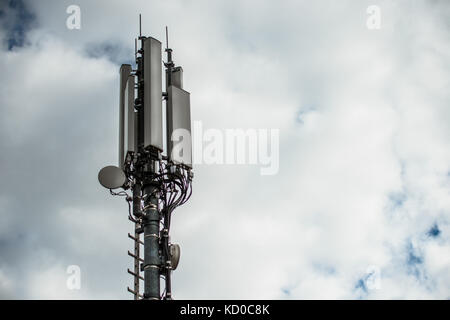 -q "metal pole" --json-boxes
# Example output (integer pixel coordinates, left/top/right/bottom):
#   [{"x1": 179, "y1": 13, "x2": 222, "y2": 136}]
[
  {"x1": 100, "y1": 21, "x2": 193, "y2": 300},
  {"x1": 142, "y1": 182, "x2": 160, "y2": 300},
  {"x1": 162, "y1": 217, "x2": 172, "y2": 299}
]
